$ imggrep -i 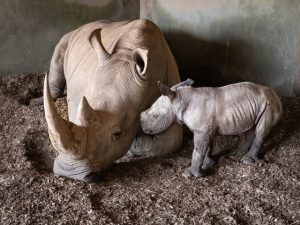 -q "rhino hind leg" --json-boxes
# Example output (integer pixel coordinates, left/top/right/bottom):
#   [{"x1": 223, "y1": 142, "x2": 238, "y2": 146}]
[
  {"x1": 241, "y1": 136, "x2": 264, "y2": 164},
  {"x1": 241, "y1": 126, "x2": 266, "y2": 164},
  {"x1": 241, "y1": 104, "x2": 281, "y2": 164},
  {"x1": 128, "y1": 123, "x2": 183, "y2": 158},
  {"x1": 233, "y1": 129, "x2": 255, "y2": 156},
  {"x1": 30, "y1": 32, "x2": 71, "y2": 106},
  {"x1": 29, "y1": 96, "x2": 44, "y2": 106}
]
